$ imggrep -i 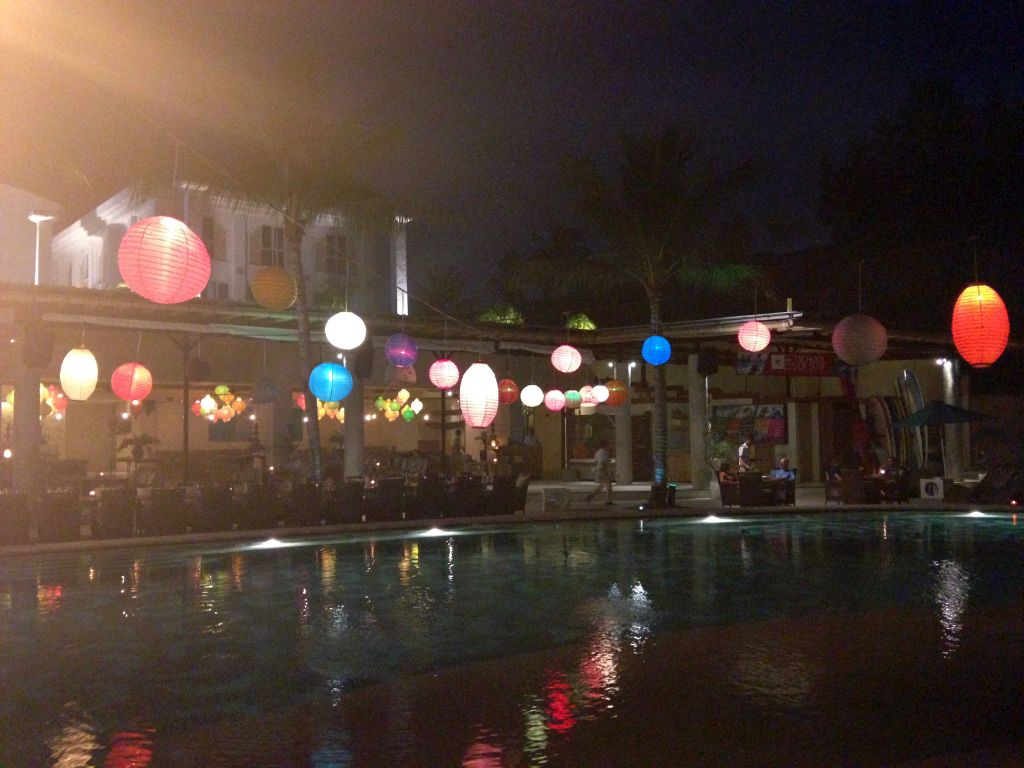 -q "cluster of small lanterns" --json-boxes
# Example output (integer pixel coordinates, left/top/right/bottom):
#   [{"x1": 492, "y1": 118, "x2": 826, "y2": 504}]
[
  {"x1": 372, "y1": 389, "x2": 423, "y2": 423},
  {"x1": 1, "y1": 384, "x2": 69, "y2": 423},
  {"x1": 192, "y1": 384, "x2": 248, "y2": 422}
]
